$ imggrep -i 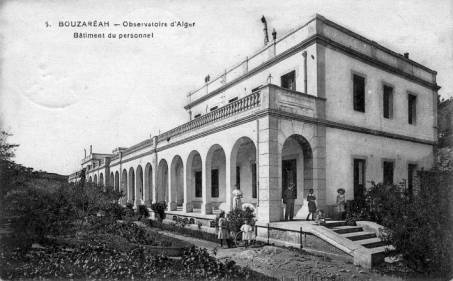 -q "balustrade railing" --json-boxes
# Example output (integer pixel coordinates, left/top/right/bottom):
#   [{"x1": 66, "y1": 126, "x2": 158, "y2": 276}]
[{"x1": 158, "y1": 91, "x2": 261, "y2": 142}]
